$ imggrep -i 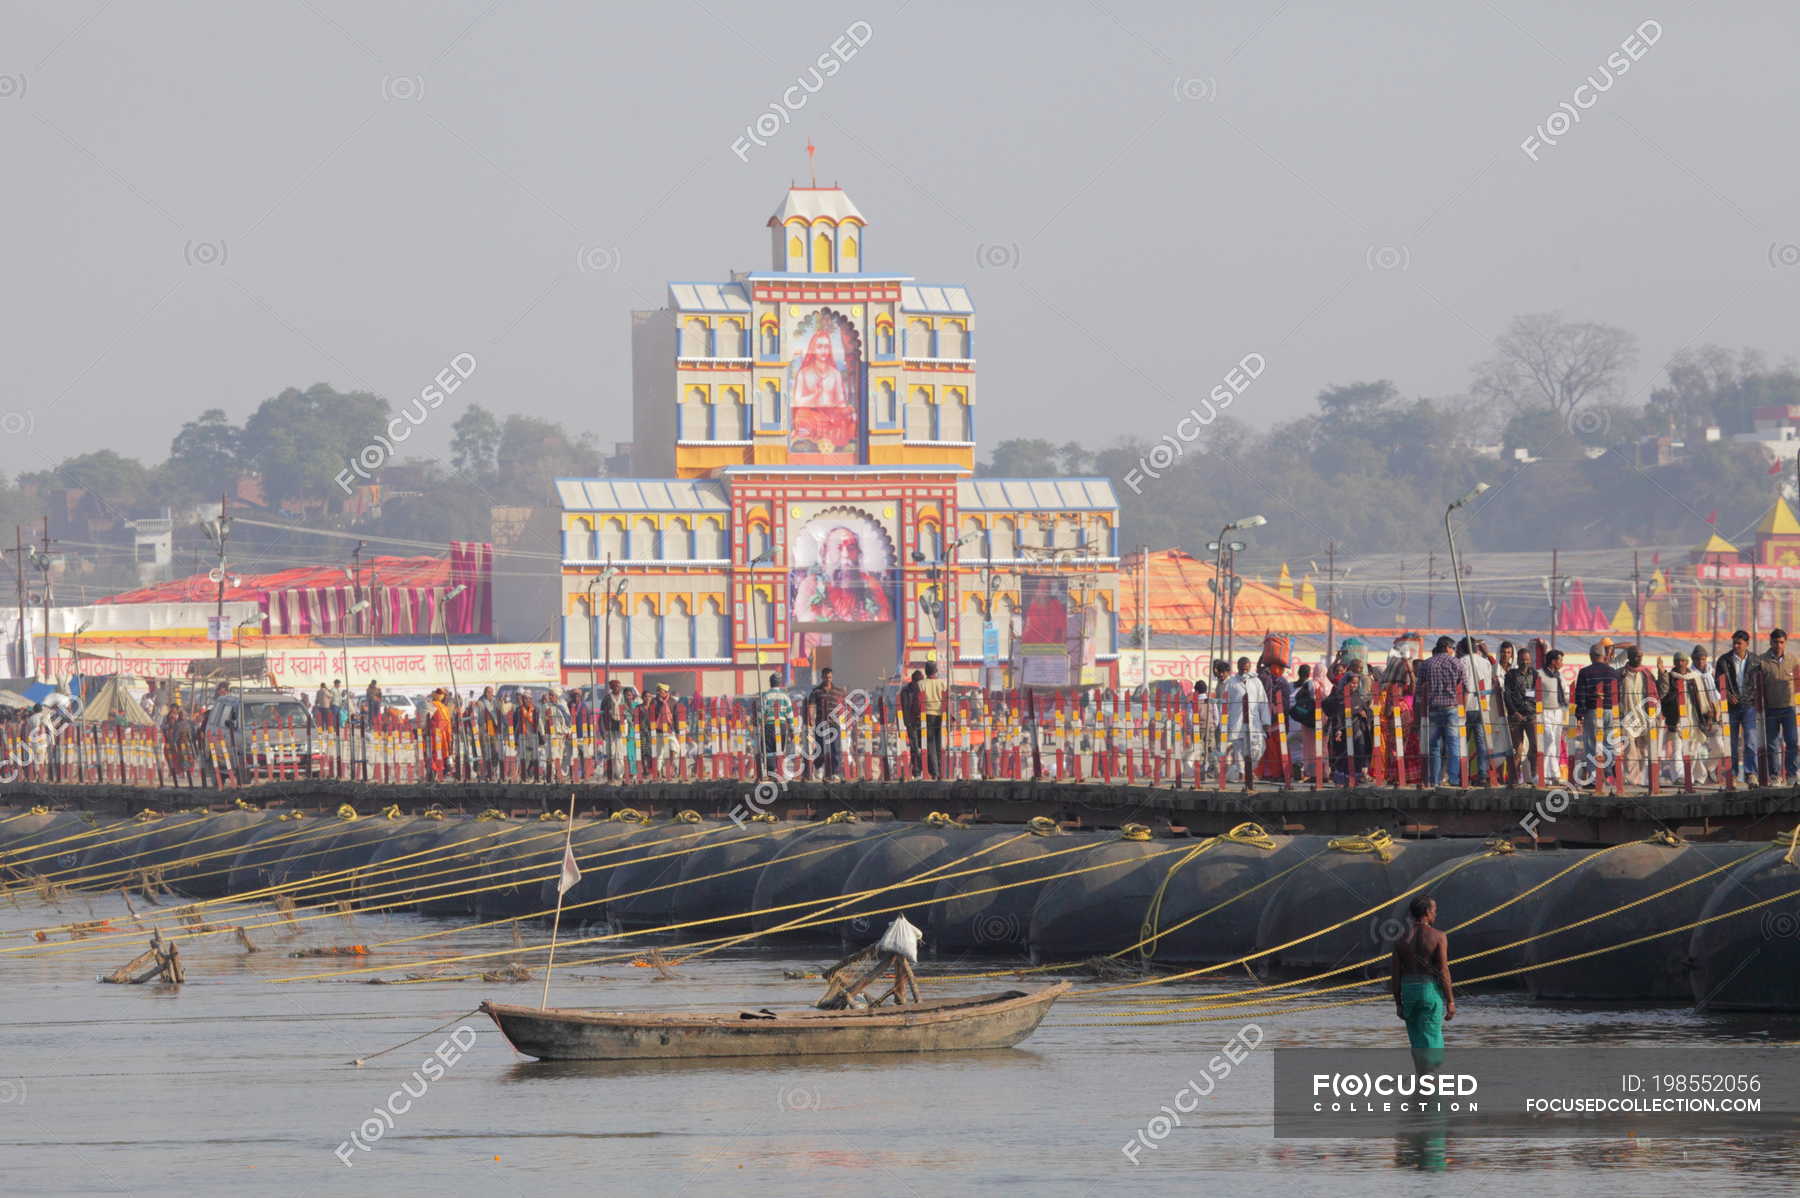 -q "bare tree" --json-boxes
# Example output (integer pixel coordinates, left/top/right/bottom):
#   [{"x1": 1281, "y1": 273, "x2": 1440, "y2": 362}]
[{"x1": 1472, "y1": 313, "x2": 1638, "y2": 420}]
